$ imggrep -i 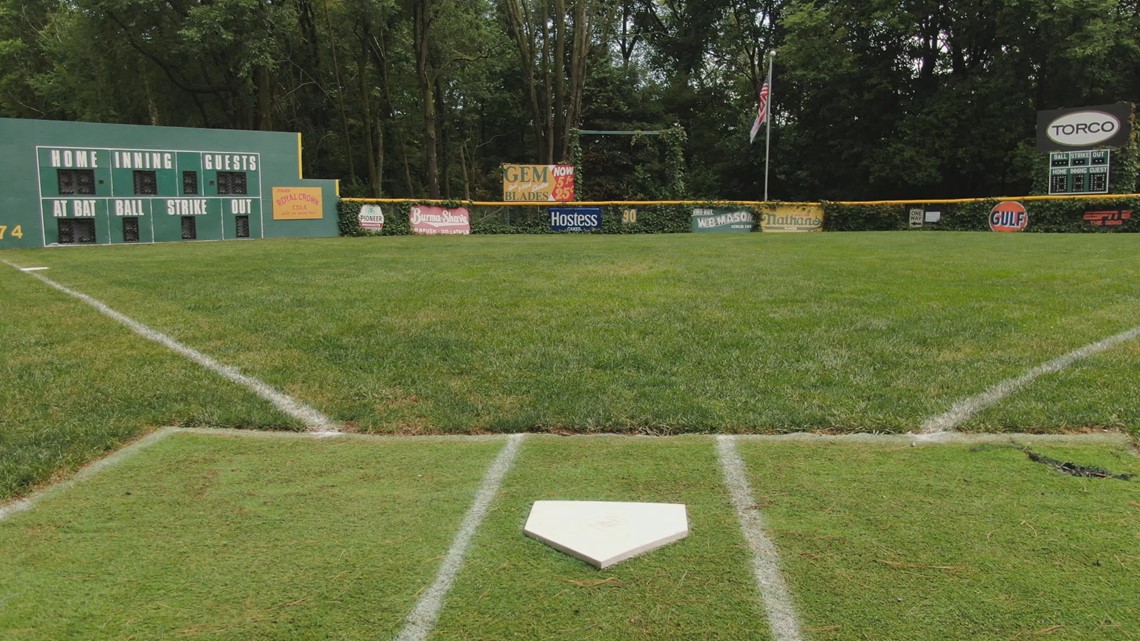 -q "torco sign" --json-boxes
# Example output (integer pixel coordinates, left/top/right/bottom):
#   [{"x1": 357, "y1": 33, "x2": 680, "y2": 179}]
[
  {"x1": 989, "y1": 201, "x2": 1028, "y2": 232},
  {"x1": 1036, "y1": 103, "x2": 1132, "y2": 151}
]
